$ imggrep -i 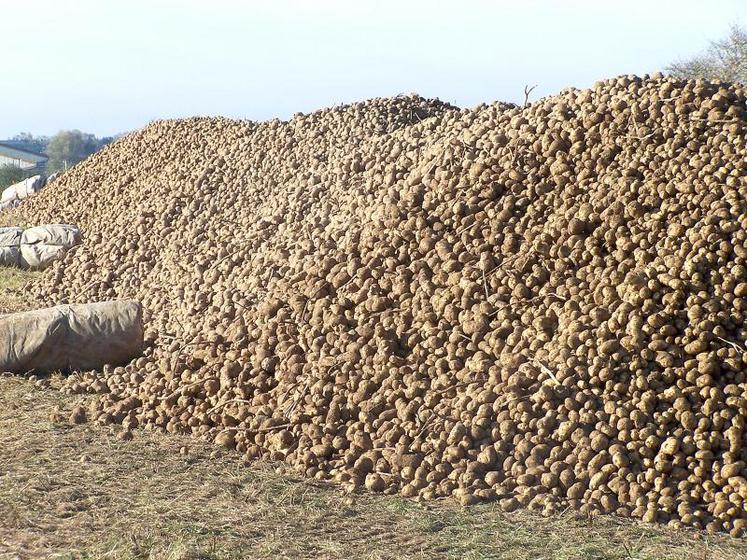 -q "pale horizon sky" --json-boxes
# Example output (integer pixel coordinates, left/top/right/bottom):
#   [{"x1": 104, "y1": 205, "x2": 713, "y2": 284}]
[{"x1": 2, "y1": 0, "x2": 745, "y2": 139}]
